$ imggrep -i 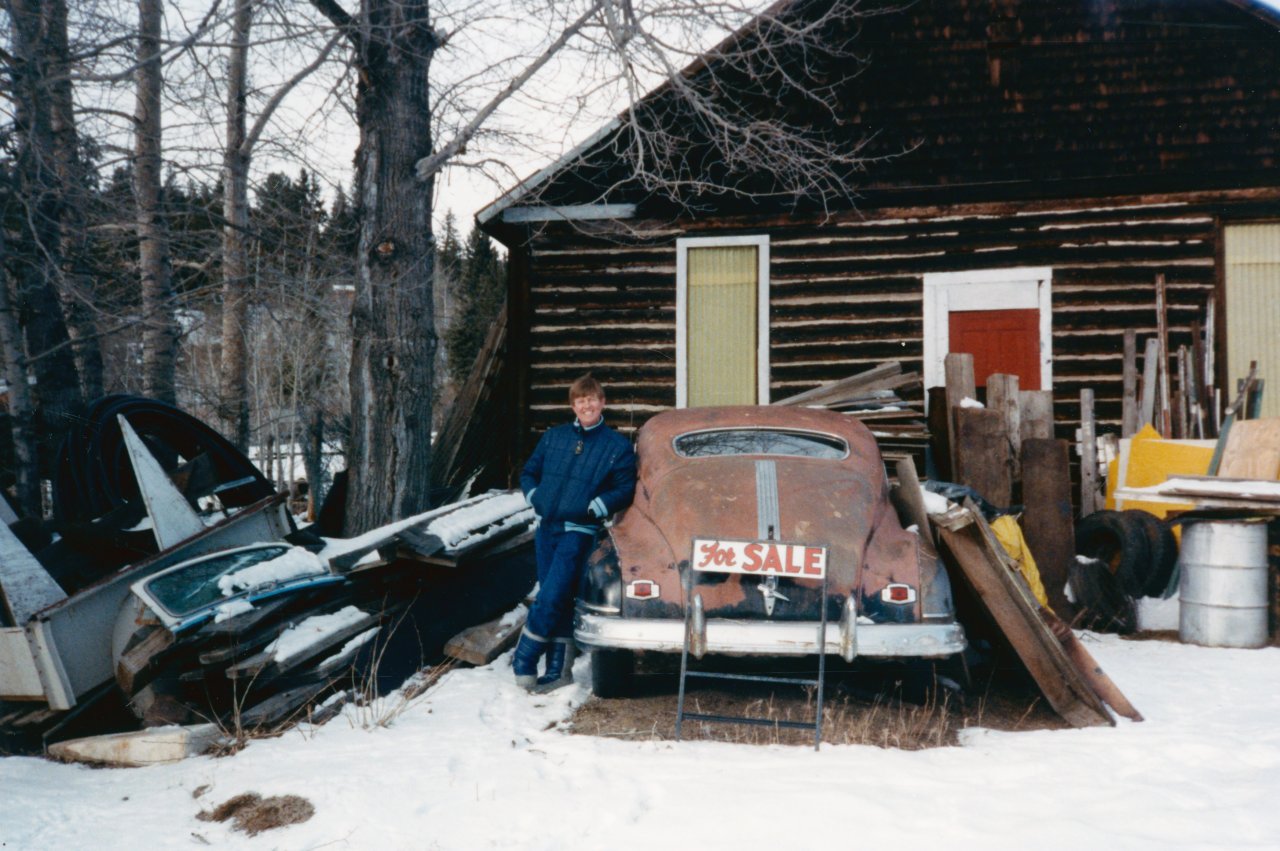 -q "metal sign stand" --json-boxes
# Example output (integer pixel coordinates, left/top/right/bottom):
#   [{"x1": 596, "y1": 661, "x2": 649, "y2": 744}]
[{"x1": 674, "y1": 567, "x2": 829, "y2": 751}]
